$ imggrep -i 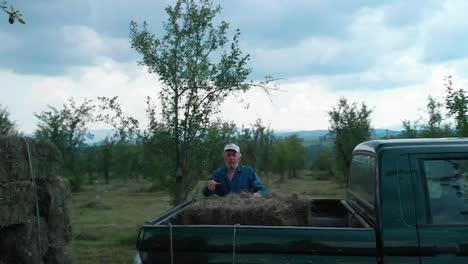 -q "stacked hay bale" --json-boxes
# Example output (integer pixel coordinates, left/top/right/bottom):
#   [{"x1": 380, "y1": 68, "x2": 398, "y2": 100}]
[
  {"x1": 177, "y1": 192, "x2": 311, "y2": 226},
  {"x1": 0, "y1": 136, "x2": 72, "y2": 264}
]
